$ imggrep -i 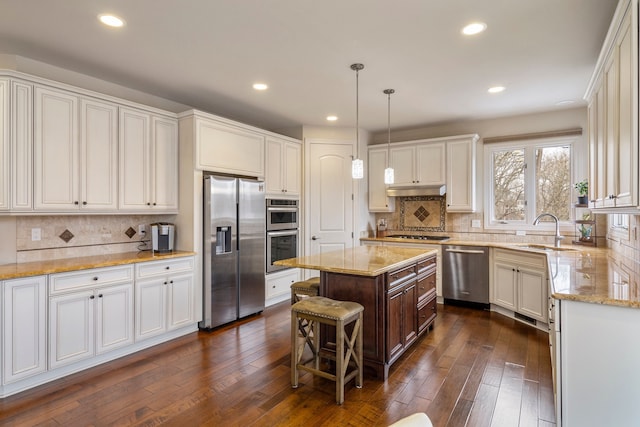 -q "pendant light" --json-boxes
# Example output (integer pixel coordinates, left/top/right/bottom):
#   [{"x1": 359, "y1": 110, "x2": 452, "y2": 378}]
[
  {"x1": 383, "y1": 89, "x2": 395, "y2": 184},
  {"x1": 351, "y1": 63, "x2": 364, "y2": 179}
]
